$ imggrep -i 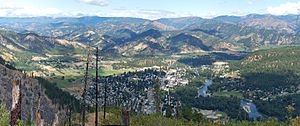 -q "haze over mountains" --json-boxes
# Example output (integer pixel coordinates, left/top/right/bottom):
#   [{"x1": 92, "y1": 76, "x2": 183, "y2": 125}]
[{"x1": 1, "y1": 14, "x2": 300, "y2": 57}]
